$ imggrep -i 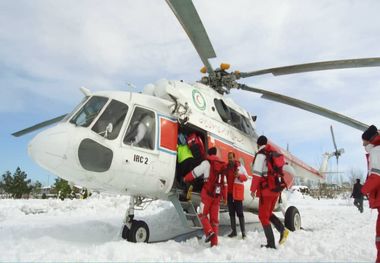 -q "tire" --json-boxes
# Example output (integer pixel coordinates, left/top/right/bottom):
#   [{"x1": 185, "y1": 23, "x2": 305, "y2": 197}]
[
  {"x1": 121, "y1": 224, "x2": 130, "y2": 240},
  {"x1": 128, "y1": 220, "x2": 150, "y2": 243},
  {"x1": 284, "y1": 206, "x2": 301, "y2": 231}
]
